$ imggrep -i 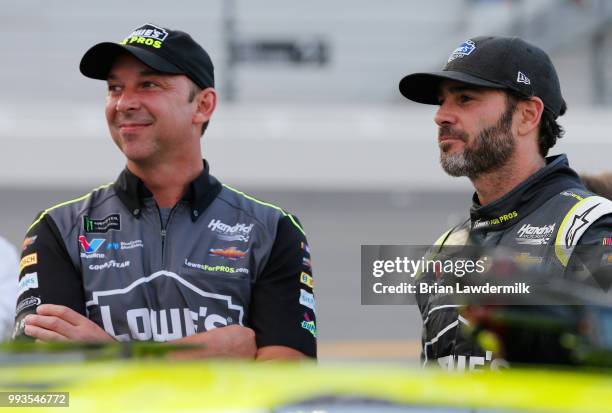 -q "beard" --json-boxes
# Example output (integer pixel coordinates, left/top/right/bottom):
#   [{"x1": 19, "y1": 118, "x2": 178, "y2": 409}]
[{"x1": 439, "y1": 106, "x2": 515, "y2": 179}]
